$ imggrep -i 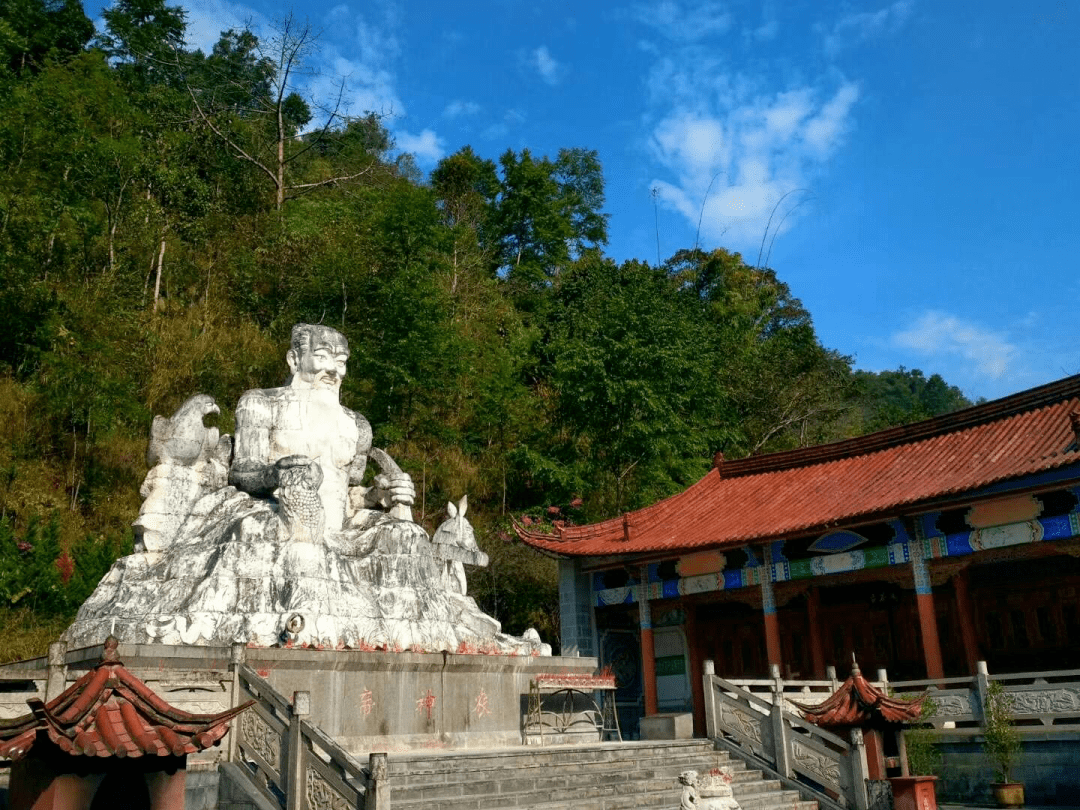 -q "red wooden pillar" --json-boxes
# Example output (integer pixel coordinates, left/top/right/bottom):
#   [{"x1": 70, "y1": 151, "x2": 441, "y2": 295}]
[
  {"x1": 638, "y1": 566, "x2": 658, "y2": 716},
  {"x1": 761, "y1": 546, "x2": 782, "y2": 672},
  {"x1": 953, "y1": 569, "x2": 979, "y2": 671},
  {"x1": 911, "y1": 553, "x2": 945, "y2": 680},
  {"x1": 807, "y1": 586, "x2": 826, "y2": 679},
  {"x1": 684, "y1": 604, "x2": 706, "y2": 736}
]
